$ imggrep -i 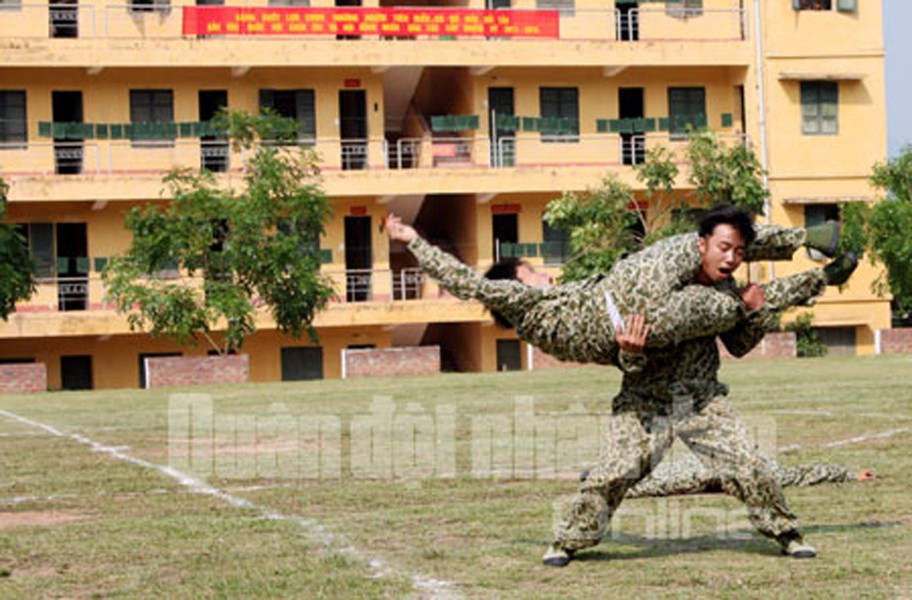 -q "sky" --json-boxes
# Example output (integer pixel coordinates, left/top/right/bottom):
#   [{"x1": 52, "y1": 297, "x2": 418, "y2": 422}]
[{"x1": 884, "y1": 0, "x2": 911, "y2": 157}]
